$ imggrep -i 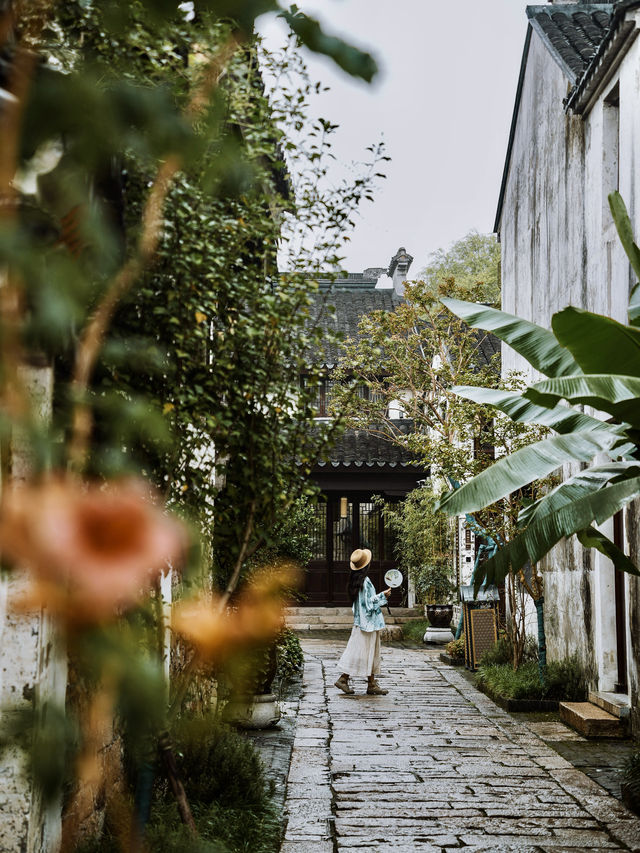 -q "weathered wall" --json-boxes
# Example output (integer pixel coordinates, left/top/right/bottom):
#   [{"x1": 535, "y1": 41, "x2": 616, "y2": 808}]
[
  {"x1": 499, "y1": 32, "x2": 598, "y2": 681},
  {"x1": 498, "y1": 15, "x2": 640, "y2": 710},
  {"x1": 0, "y1": 365, "x2": 67, "y2": 853}
]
